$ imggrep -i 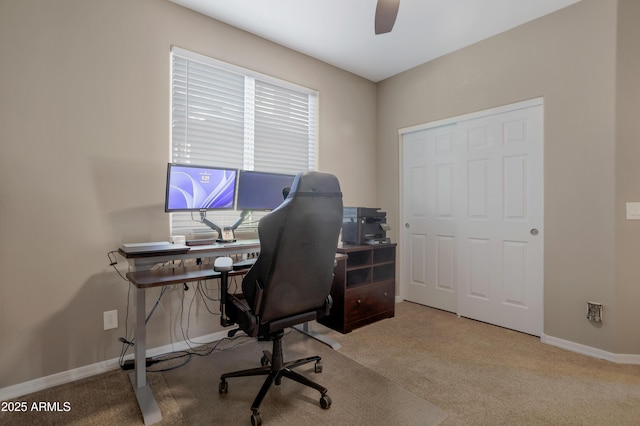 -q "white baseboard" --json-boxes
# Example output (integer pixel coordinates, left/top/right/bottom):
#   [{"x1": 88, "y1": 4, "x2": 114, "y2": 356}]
[
  {"x1": 396, "y1": 297, "x2": 640, "y2": 365},
  {"x1": 540, "y1": 333, "x2": 640, "y2": 364},
  {"x1": 0, "y1": 329, "x2": 230, "y2": 401}
]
